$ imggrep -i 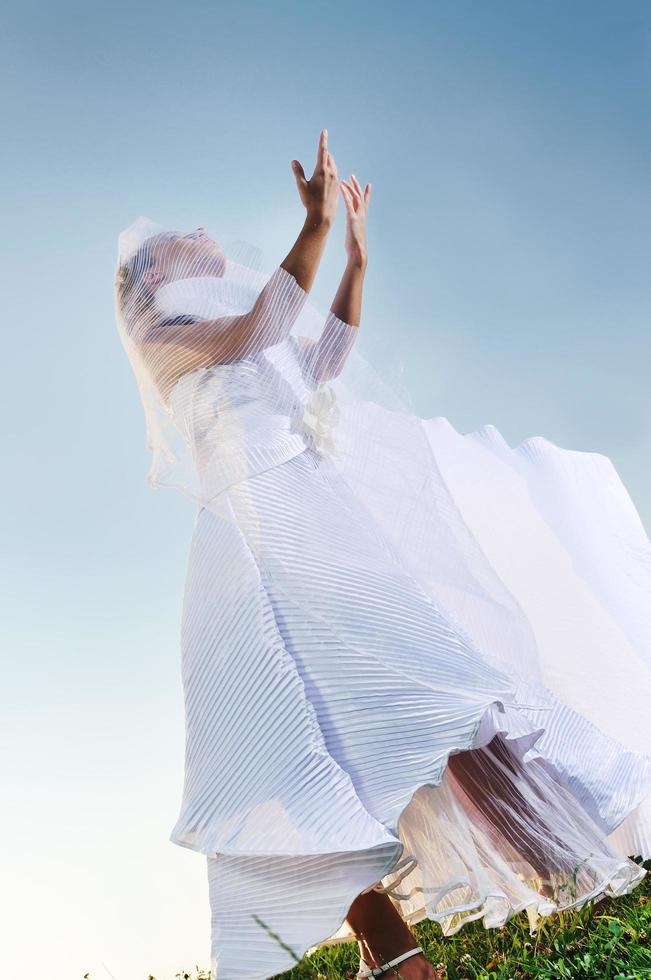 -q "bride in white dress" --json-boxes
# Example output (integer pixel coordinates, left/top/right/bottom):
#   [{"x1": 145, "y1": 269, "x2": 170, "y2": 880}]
[{"x1": 114, "y1": 130, "x2": 651, "y2": 980}]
